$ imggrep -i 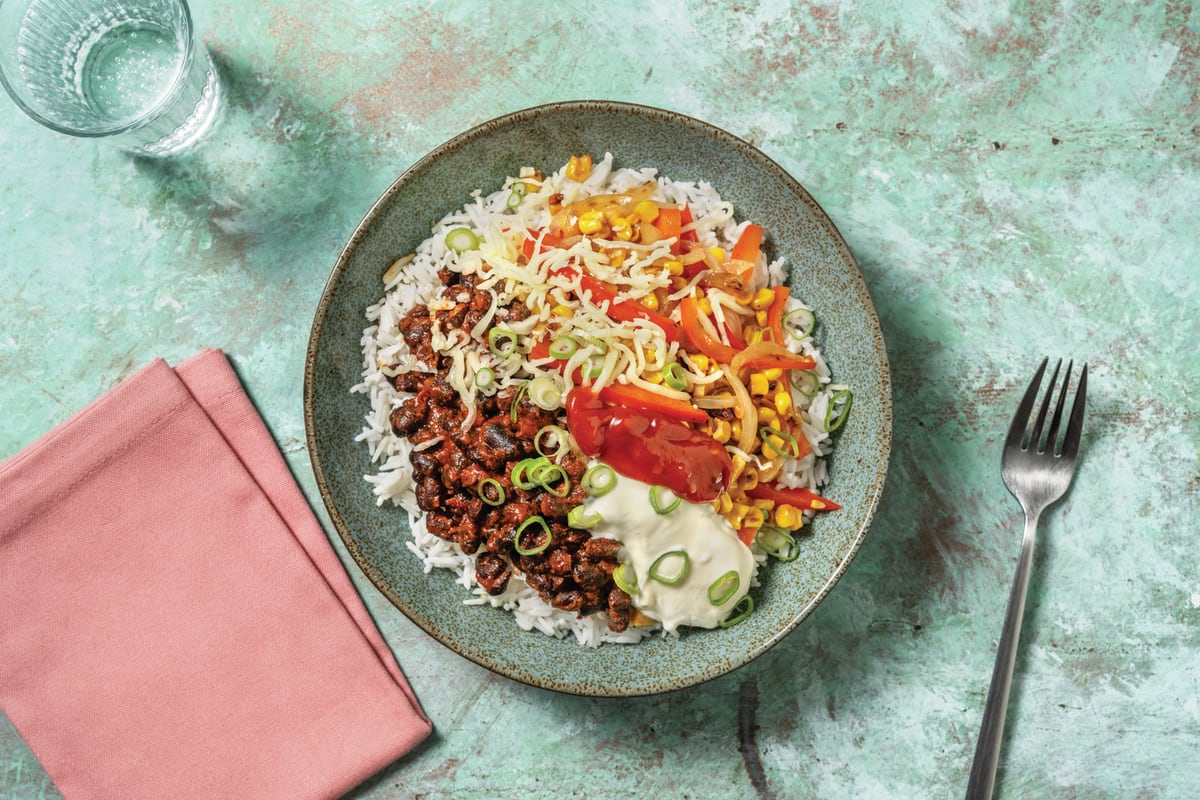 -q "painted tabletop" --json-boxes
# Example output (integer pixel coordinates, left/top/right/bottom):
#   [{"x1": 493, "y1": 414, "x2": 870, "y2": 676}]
[{"x1": 2, "y1": 1, "x2": 1197, "y2": 798}]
